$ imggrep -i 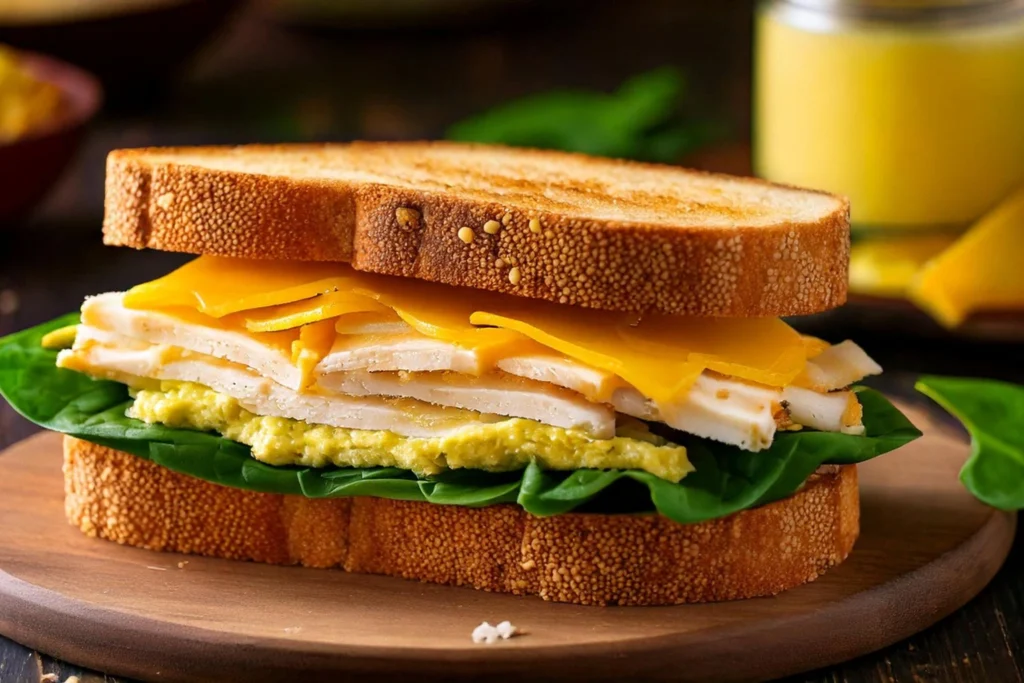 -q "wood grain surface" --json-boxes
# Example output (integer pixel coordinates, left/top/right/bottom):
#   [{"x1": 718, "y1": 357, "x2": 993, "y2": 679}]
[{"x1": 0, "y1": 407, "x2": 1014, "y2": 683}]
